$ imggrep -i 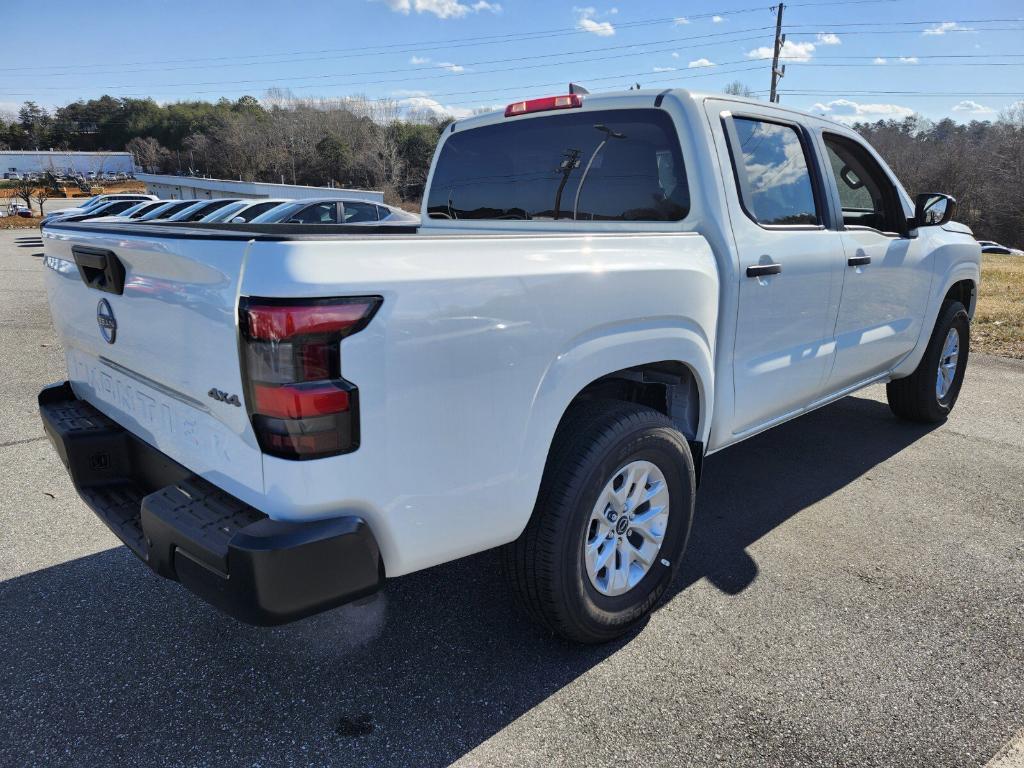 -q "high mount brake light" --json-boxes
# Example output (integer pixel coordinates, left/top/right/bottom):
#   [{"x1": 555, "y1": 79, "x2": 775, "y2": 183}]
[
  {"x1": 504, "y1": 94, "x2": 582, "y2": 118},
  {"x1": 239, "y1": 297, "x2": 381, "y2": 460}
]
